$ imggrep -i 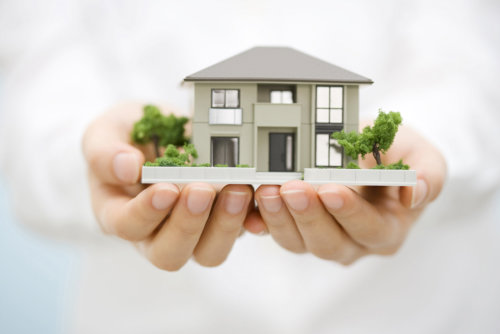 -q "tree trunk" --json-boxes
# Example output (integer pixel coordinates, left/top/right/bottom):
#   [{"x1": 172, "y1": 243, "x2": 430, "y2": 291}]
[
  {"x1": 152, "y1": 135, "x2": 160, "y2": 157},
  {"x1": 372, "y1": 143, "x2": 382, "y2": 165}
]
